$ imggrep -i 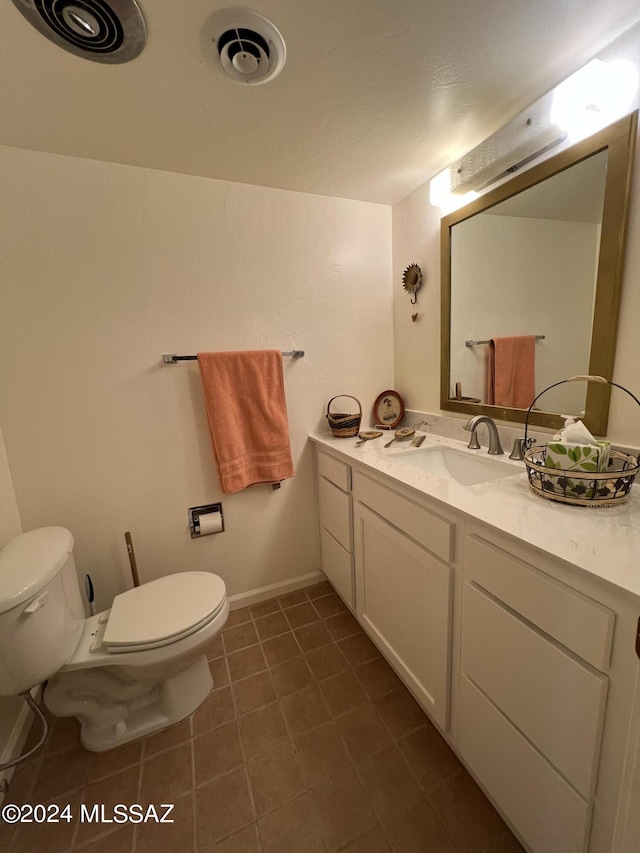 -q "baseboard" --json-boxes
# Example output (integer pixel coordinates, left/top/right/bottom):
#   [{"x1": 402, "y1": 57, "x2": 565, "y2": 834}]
[{"x1": 228, "y1": 570, "x2": 326, "y2": 611}]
